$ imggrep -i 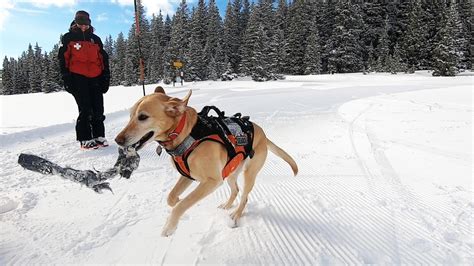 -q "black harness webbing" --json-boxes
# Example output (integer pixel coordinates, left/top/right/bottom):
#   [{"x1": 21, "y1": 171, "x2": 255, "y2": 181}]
[{"x1": 166, "y1": 106, "x2": 254, "y2": 180}]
